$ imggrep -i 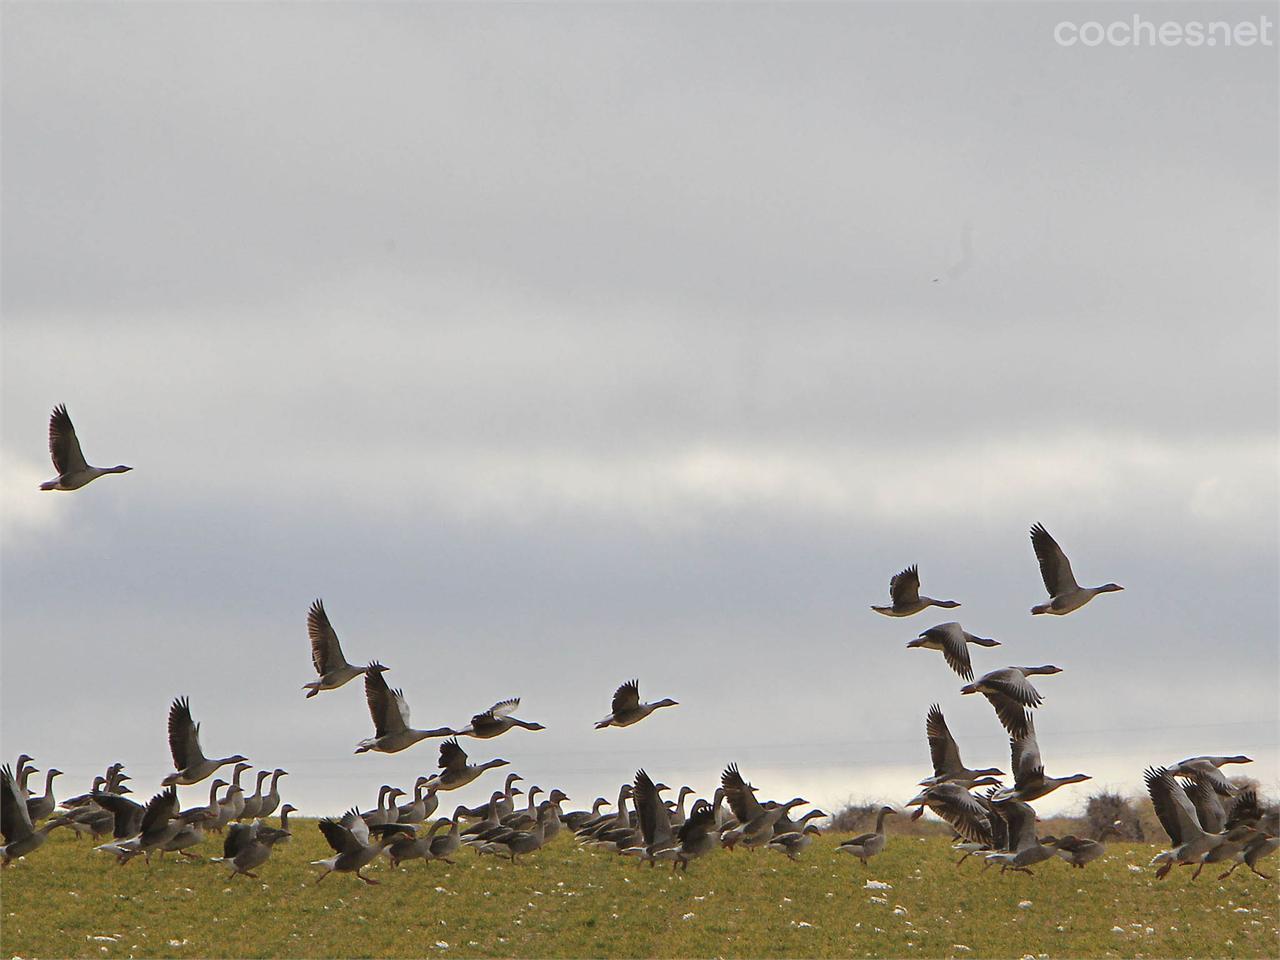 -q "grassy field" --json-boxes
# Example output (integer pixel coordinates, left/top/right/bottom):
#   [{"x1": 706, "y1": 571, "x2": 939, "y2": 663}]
[{"x1": 2, "y1": 826, "x2": 1276, "y2": 958}]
